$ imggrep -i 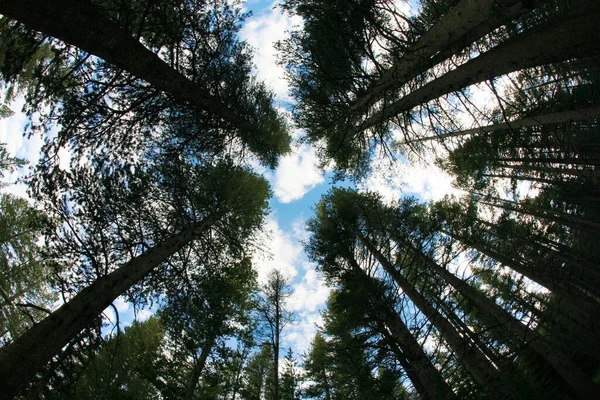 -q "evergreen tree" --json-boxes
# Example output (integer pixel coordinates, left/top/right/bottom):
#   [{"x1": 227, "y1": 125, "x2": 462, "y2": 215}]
[
  {"x1": 0, "y1": 162, "x2": 271, "y2": 398},
  {"x1": 256, "y1": 269, "x2": 295, "y2": 400}
]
